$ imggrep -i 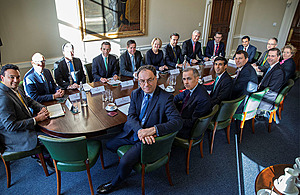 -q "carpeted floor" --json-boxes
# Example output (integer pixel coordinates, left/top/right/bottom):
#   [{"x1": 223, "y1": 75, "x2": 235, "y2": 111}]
[{"x1": 0, "y1": 80, "x2": 299, "y2": 195}]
